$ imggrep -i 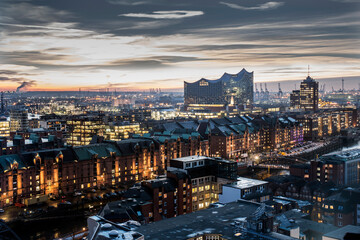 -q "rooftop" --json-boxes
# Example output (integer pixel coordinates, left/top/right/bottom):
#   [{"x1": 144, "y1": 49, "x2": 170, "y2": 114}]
[
  {"x1": 185, "y1": 69, "x2": 252, "y2": 85},
  {"x1": 172, "y1": 155, "x2": 211, "y2": 162},
  {"x1": 88, "y1": 216, "x2": 143, "y2": 240},
  {"x1": 321, "y1": 148, "x2": 360, "y2": 162},
  {"x1": 323, "y1": 225, "x2": 360, "y2": 240},
  {"x1": 277, "y1": 209, "x2": 338, "y2": 235},
  {"x1": 136, "y1": 200, "x2": 274, "y2": 240},
  {"x1": 226, "y1": 177, "x2": 268, "y2": 190}
]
